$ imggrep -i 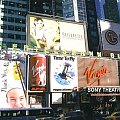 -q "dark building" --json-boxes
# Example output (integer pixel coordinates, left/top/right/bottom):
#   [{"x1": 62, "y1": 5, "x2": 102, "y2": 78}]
[{"x1": 85, "y1": 0, "x2": 100, "y2": 53}]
